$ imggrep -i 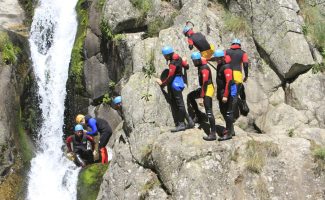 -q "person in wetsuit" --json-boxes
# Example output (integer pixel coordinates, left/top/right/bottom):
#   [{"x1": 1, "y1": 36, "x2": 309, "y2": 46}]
[
  {"x1": 183, "y1": 26, "x2": 215, "y2": 59},
  {"x1": 75, "y1": 114, "x2": 112, "y2": 164},
  {"x1": 225, "y1": 38, "x2": 249, "y2": 117},
  {"x1": 188, "y1": 52, "x2": 217, "y2": 141},
  {"x1": 66, "y1": 124, "x2": 95, "y2": 167},
  {"x1": 156, "y1": 46, "x2": 195, "y2": 132},
  {"x1": 211, "y1": 50, "x2": 237, "y2": 141}
]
